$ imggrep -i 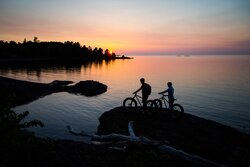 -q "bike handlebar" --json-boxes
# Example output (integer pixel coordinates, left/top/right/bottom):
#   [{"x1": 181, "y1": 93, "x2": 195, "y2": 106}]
[{"x1": 159, "y1": 93, "x2": 168, "y2": 97}]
